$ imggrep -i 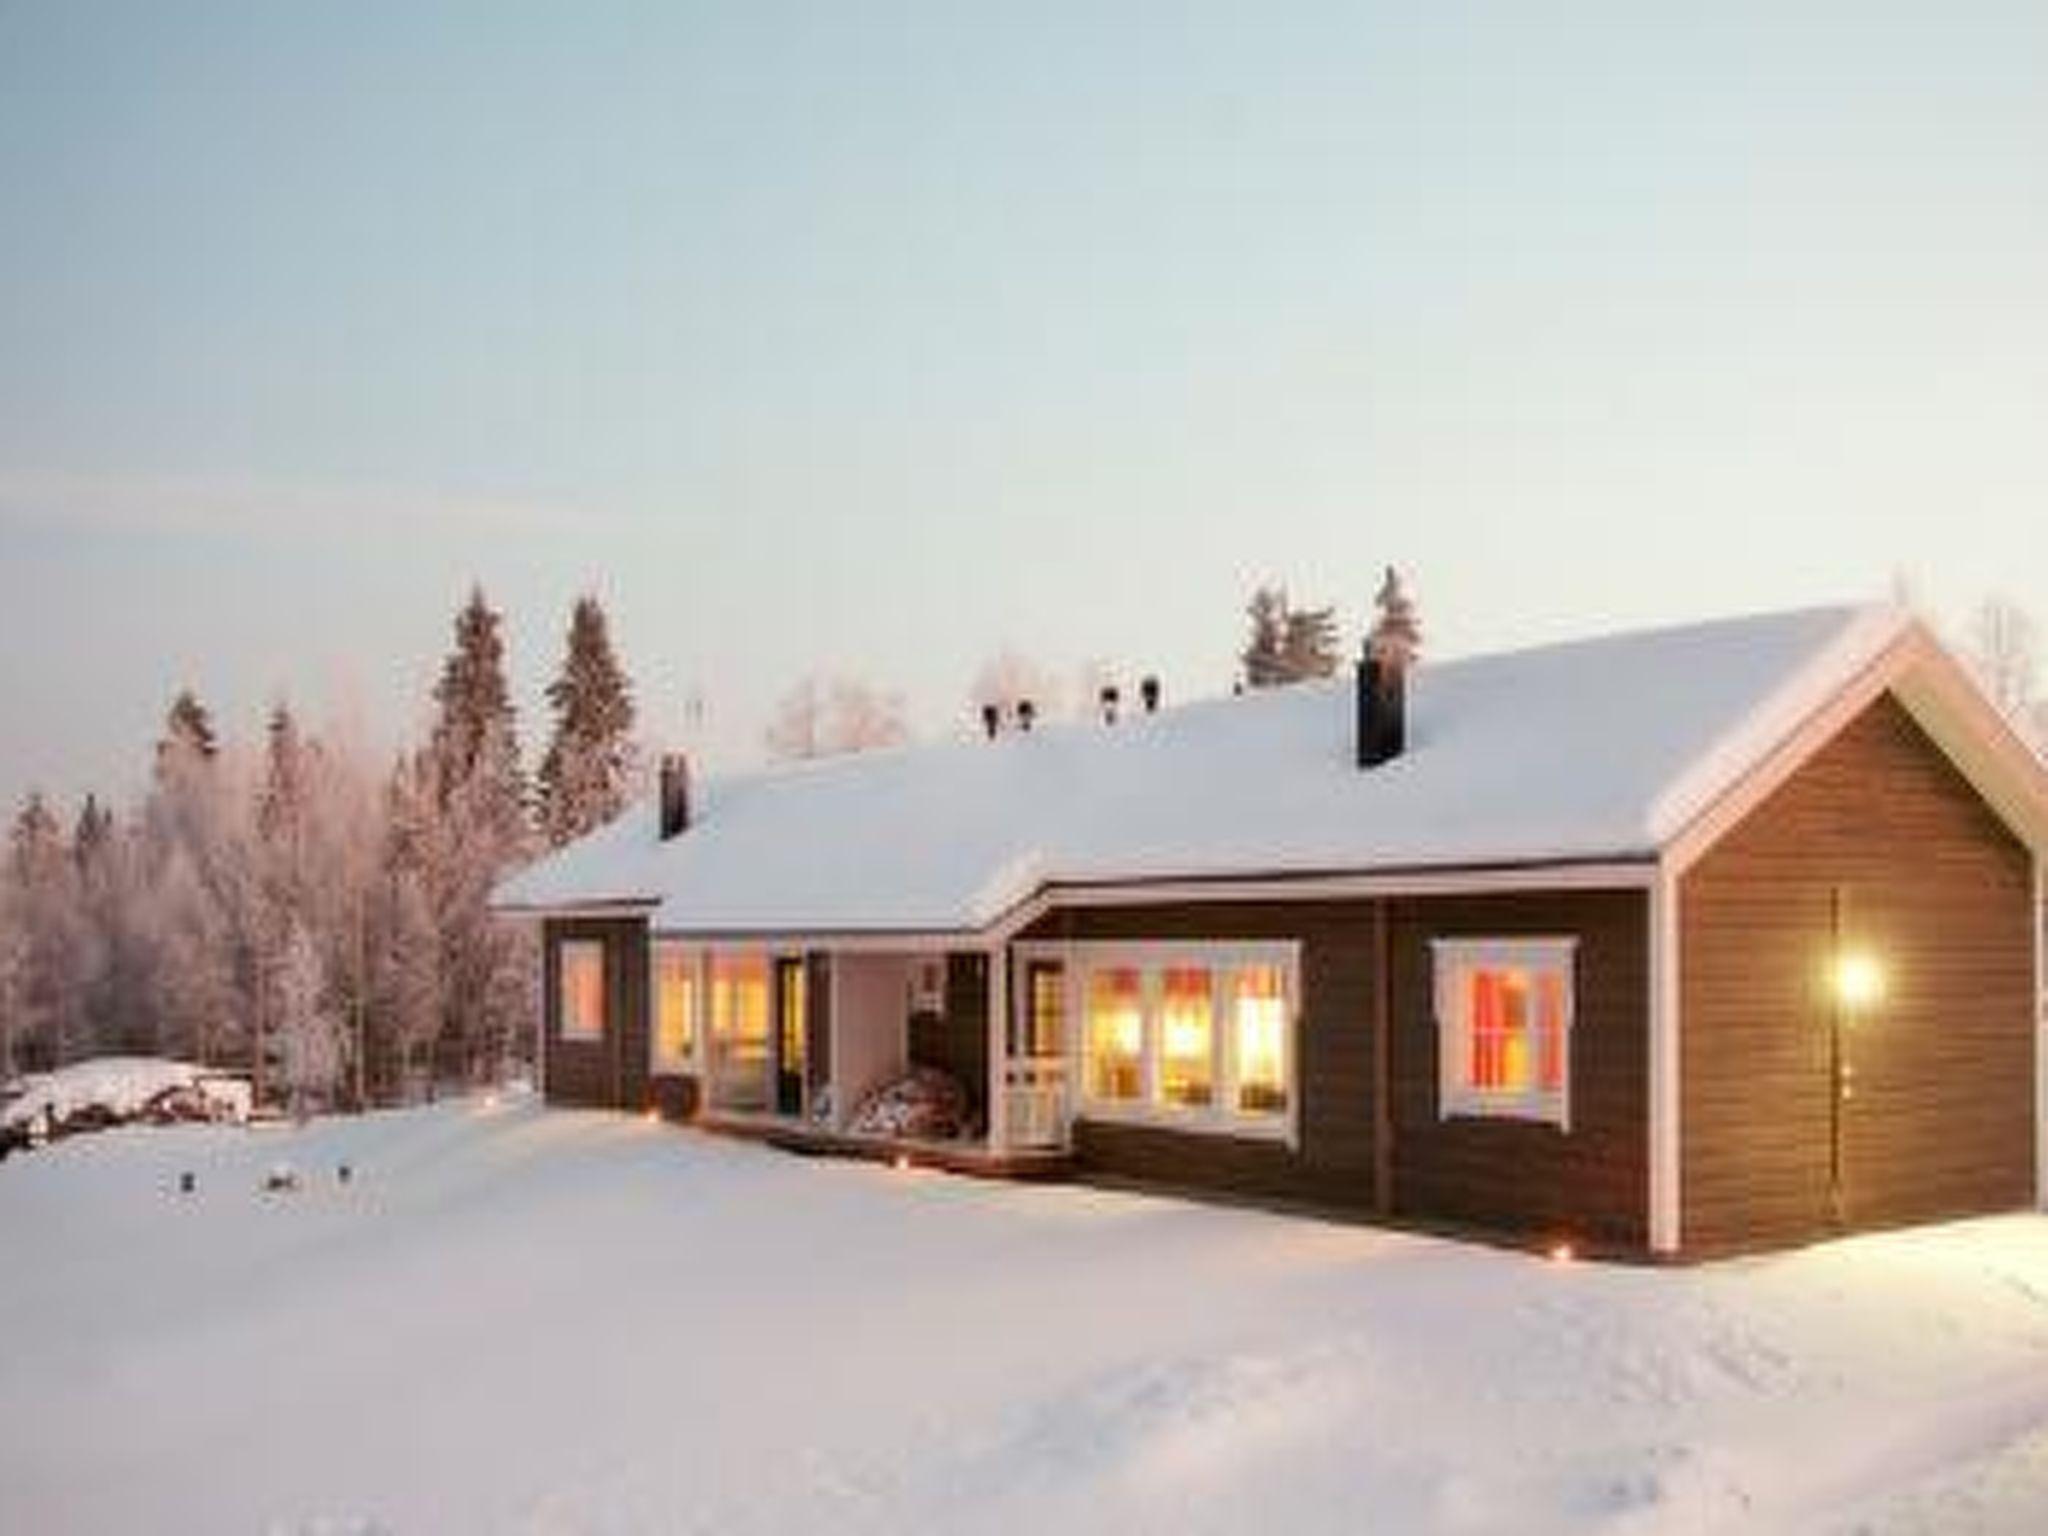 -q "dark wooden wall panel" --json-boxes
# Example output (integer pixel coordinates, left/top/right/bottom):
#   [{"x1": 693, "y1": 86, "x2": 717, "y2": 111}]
[
  {"x1": 1681, "y1": 692, "x2": 2035, "y2": 1254},
  {"x1": 541, "y1": 917, "x2": 650, "y2": 1111},
  {"x1": 1025, "y1": 892, "x2": 1646, "y2": 1242},
  {"x1": 1385, "y1": 890, "x2": 1649, "y2": 1248}
]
